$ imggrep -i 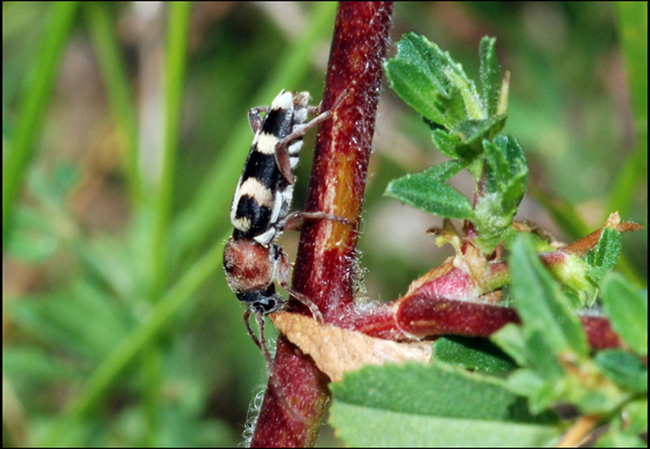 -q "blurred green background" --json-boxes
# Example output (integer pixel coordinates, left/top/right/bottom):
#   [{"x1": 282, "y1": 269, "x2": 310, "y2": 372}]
[{"x1": 3, "y1": 2, "x2": 646, "y2": 446}]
